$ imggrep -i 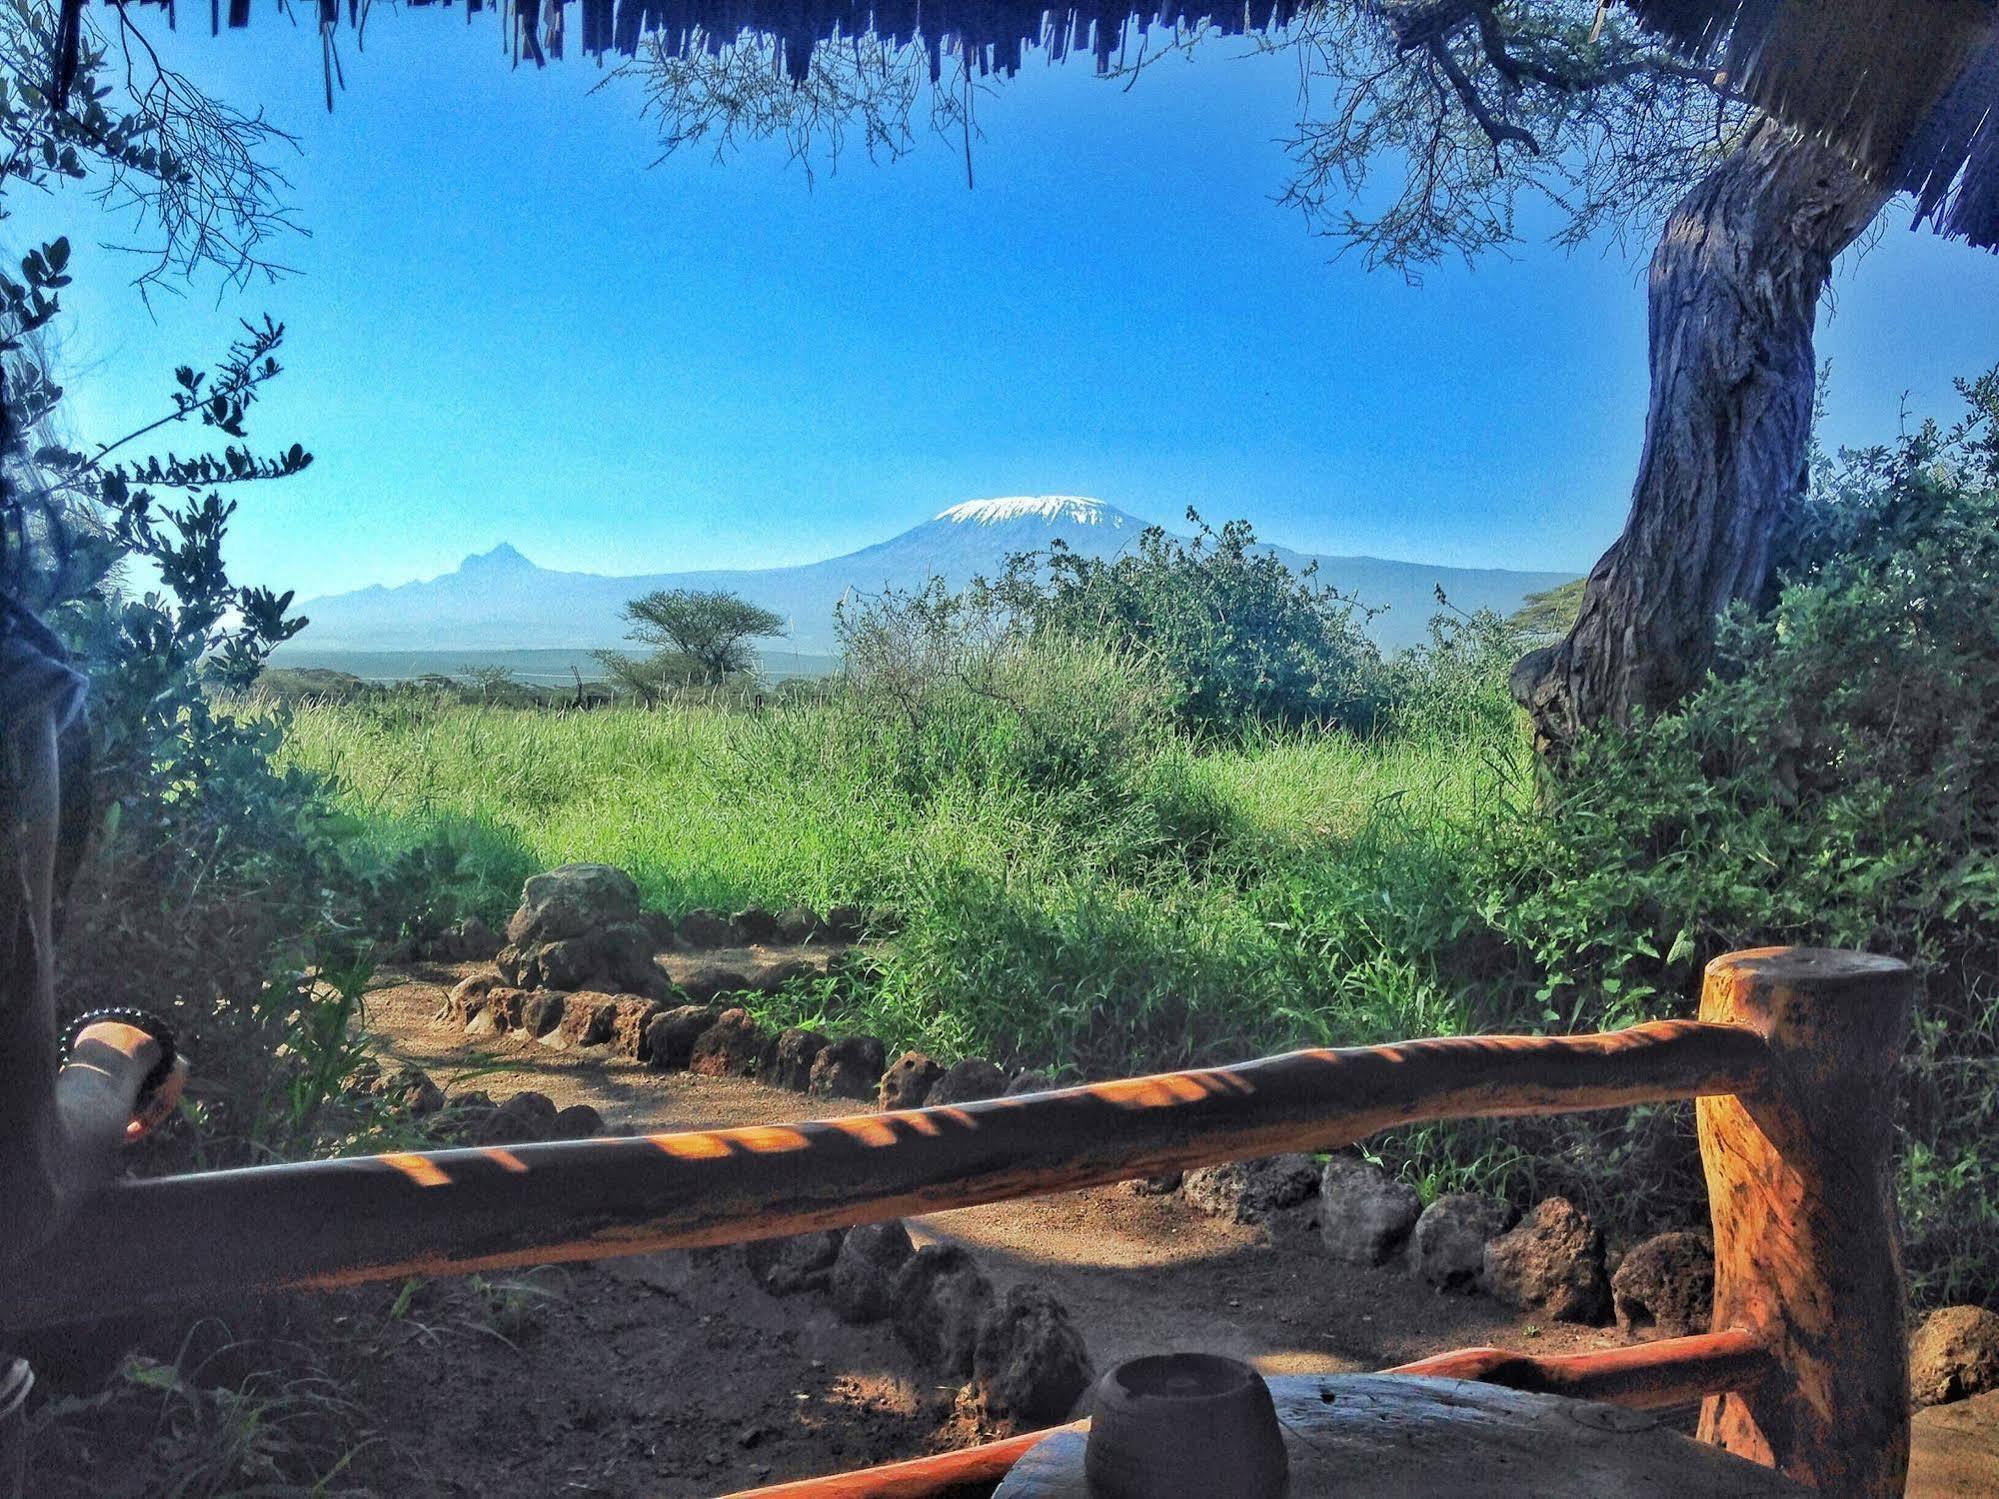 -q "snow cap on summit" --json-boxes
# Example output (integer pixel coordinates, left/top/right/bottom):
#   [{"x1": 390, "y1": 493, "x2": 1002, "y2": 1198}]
[{"x1": 934, "y1": 496, "x2": 1125, "y2": 527}]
